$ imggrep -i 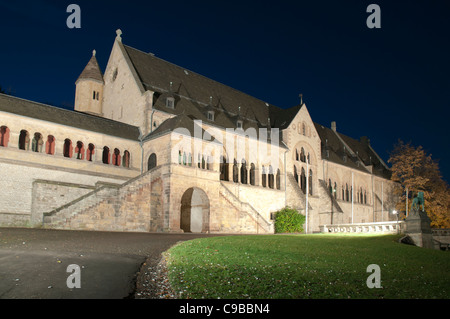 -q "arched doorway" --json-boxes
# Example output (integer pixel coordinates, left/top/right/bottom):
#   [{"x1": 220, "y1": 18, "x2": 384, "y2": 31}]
[{"x1": 180, "y1": 187, "x2": 210, "y2": 233}]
